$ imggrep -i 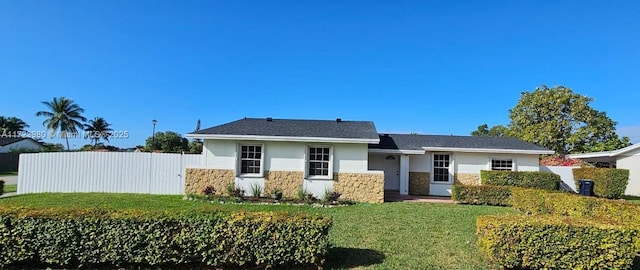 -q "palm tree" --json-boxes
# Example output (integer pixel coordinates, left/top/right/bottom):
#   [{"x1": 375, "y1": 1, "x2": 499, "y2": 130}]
[
  {"x1": 84, "y1": 117, "x2": 113, "y2": 149},
  {"x1": 0, "y1": 116, "x2": 29, "y2": 132},
  {"x1": 35, "y1": 97, "x2": 87, "y2": 150}
]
